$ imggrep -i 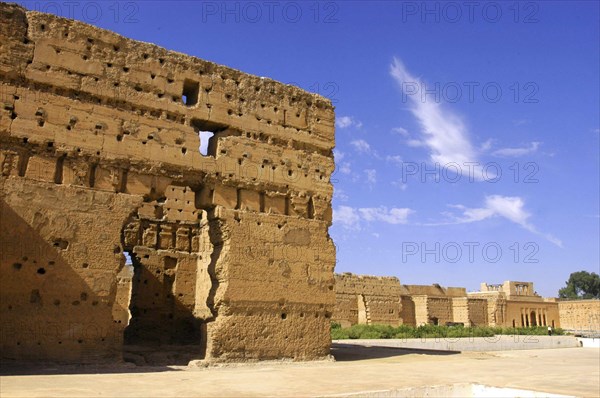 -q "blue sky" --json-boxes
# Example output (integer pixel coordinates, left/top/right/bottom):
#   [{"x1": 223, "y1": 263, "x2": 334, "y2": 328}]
[{"x1": 21, "y1": 1, "x2": 599, "y2": 296}]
